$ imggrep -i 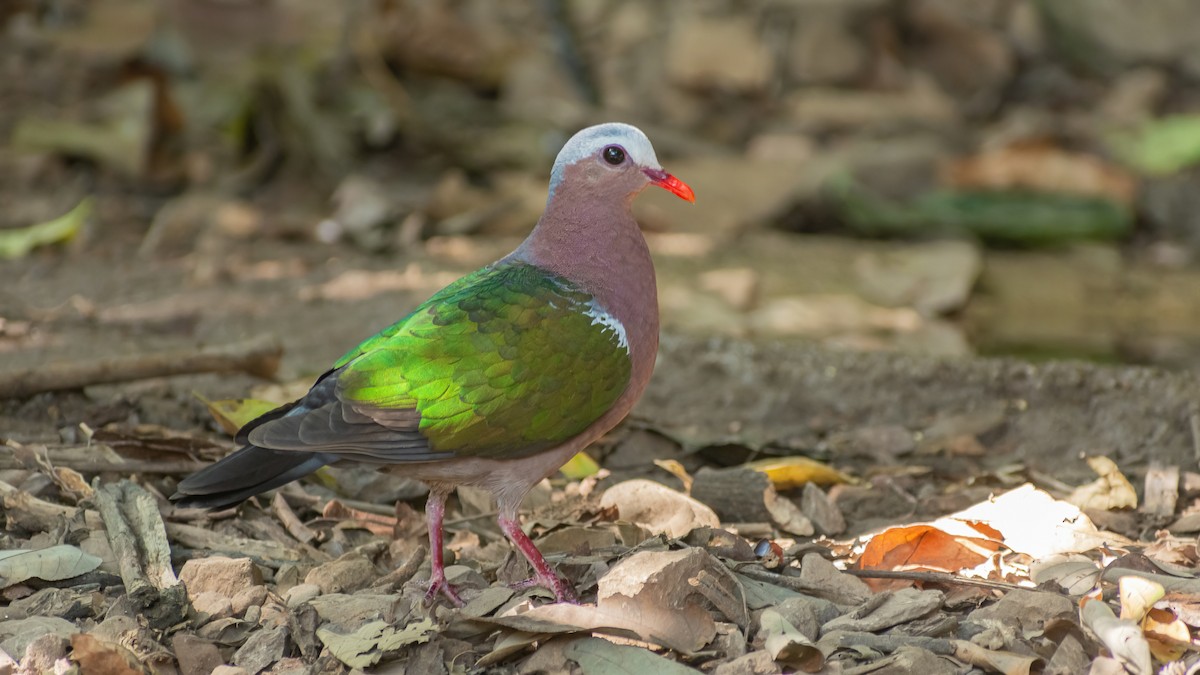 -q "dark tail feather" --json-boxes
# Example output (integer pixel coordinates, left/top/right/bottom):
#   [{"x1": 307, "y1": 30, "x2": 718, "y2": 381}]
[{"x1": 172, "y1": 445, "x2": 332, "y2": 510}]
